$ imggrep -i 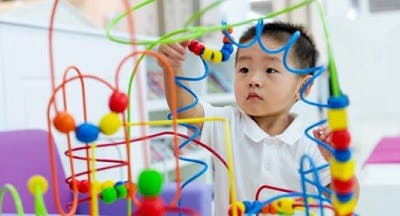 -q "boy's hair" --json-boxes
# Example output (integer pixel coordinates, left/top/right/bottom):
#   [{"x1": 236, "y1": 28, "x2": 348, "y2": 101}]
[{"x1": 237, "y1": 21, "x2": 319, "y2": 69}]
